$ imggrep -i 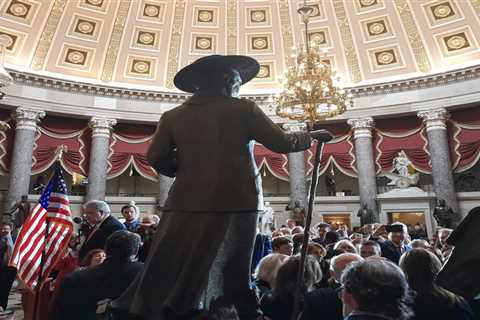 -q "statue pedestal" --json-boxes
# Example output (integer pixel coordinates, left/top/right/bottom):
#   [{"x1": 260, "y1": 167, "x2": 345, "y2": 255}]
[{"x1": 377, "y1": 187, "x2": 437, "y2": 237}]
